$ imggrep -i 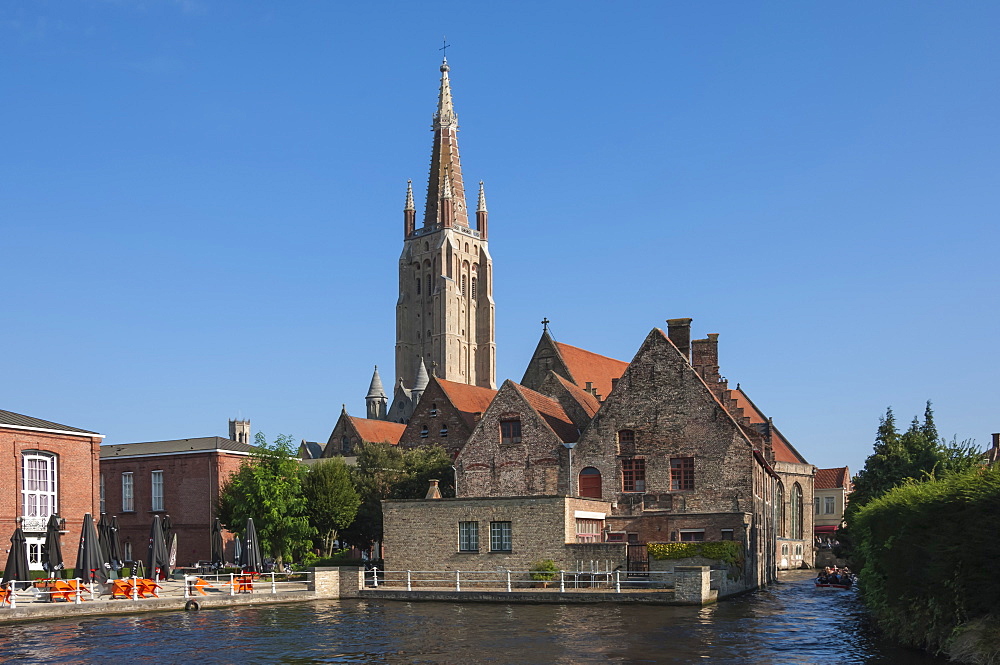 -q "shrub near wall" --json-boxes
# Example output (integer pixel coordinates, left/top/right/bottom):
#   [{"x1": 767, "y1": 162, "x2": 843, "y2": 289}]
[{"x1": 852, "y1": 465, "x2": 1000, "y2": 658}]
